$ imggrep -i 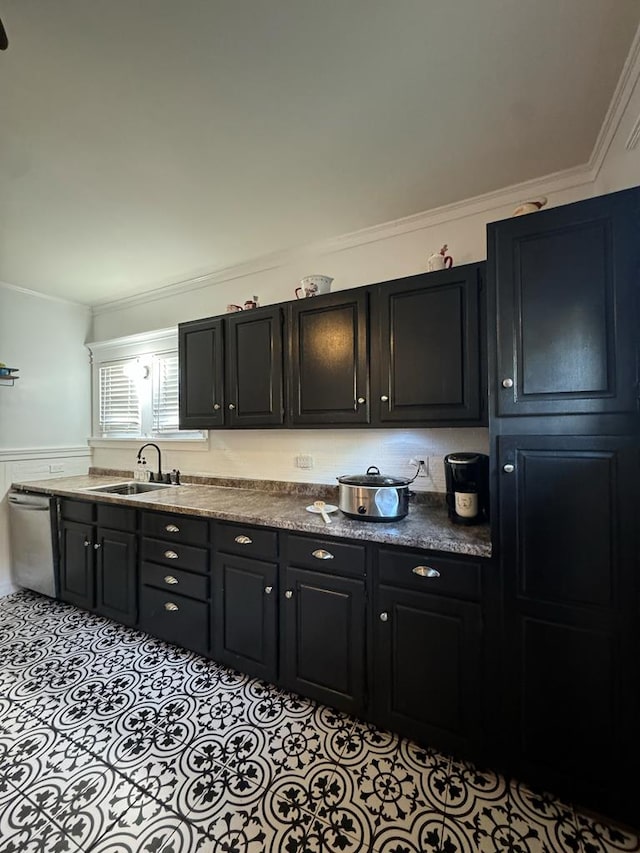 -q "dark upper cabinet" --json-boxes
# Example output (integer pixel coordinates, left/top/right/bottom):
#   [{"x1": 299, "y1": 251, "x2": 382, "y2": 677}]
[
  {"x1": 212, "y1": 552, "x2": 278, "y2": 682},
  {"x1": 95, "y1": 527, "x2": 137, "y2": 626},
  {"x1": 489, "y1": 187, "x2": 640, "y2": 417},
  {"x1": 59, "y1": 520, "x2": 94, "y2": 609},
  {"x1": 281, "y1": 566, "x2": 366, "y2": 714},
  {"x1": 225, "y1": 307, "x2": 284, "y2": 427},
  {"x1": 288, "y1": 290, "x2": 369, "y2": 425},
  {"x1": 498, "y1": 434, "x2": 639, "y2": 822},
  {"x1": 372, "y1": 263, "x2": 484, "y2": 424},
  {"x1": 179, "y1": 317, "x2": 225, "y2": 429}
]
